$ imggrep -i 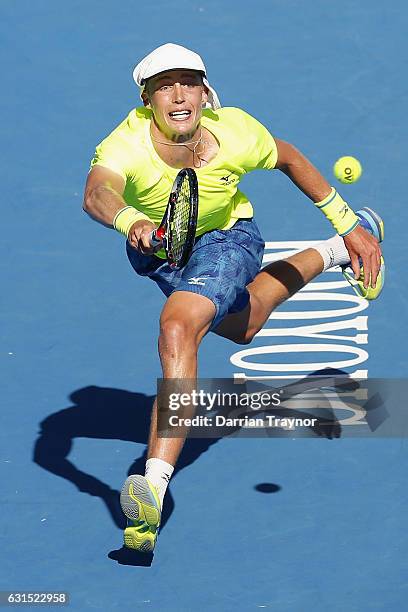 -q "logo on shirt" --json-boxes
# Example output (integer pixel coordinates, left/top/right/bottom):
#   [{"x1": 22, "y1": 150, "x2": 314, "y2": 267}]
[{"x1": 220, "y1": 173, "x2": 237, "y2": 186}]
